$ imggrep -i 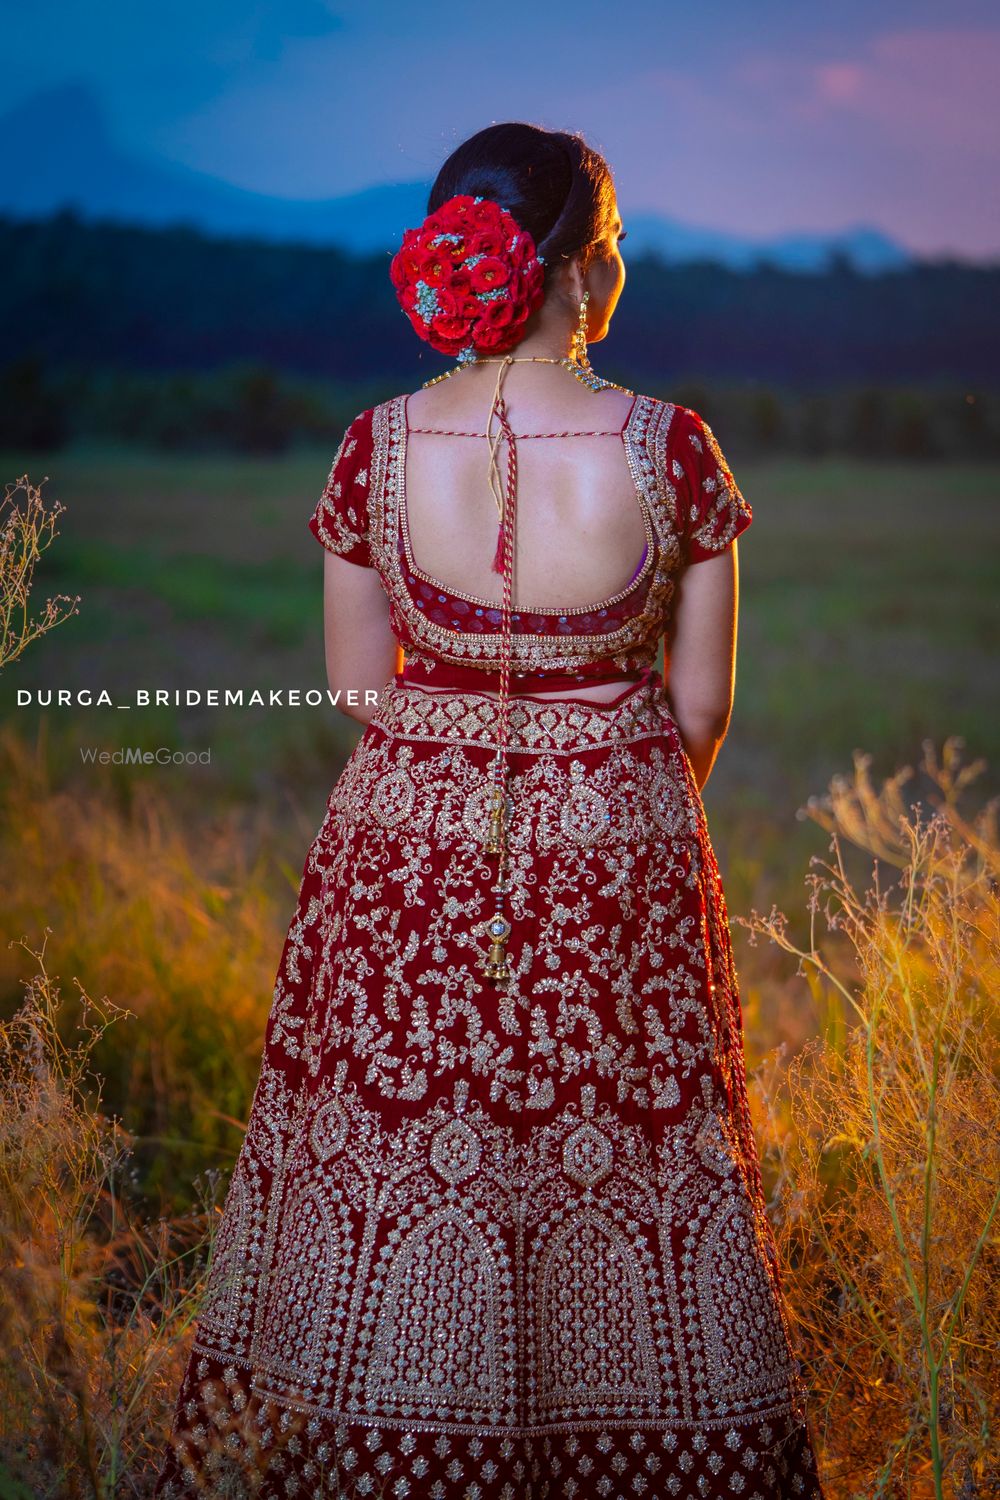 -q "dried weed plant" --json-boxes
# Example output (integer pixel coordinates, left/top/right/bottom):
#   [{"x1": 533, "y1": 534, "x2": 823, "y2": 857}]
[
  {"x1": 739, "y1": 739, "x2": 1000, "y2": 1499},
  {"x1": 1, "y1": 474, "x2": 80, "y2": 671}
]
